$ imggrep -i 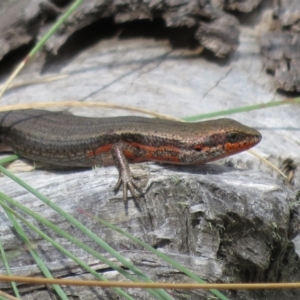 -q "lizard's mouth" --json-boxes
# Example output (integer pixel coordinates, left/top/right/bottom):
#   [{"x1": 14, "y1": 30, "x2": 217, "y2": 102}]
[{"x1": 224, "y1": 131, "x2": 262, "y2": 153}]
